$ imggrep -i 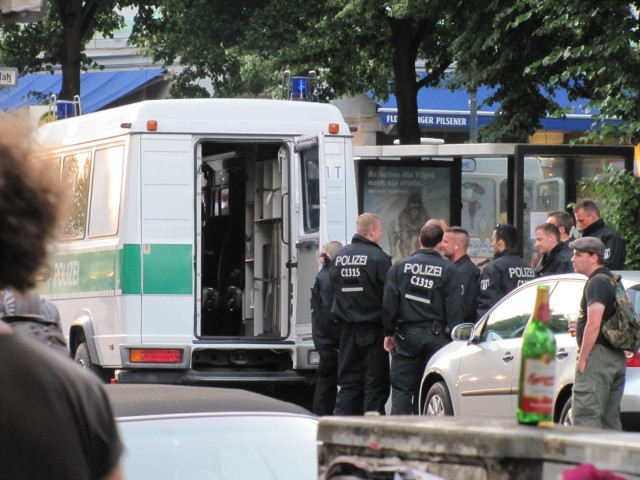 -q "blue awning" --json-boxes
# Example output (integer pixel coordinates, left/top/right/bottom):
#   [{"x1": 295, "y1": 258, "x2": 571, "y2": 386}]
[
  {"x1": 0, "y1": 68, "x2": 167, "y2": 113},
  {"x1": 374, "y1": 84, "x2": 601, "y2": 132}
]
